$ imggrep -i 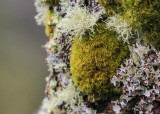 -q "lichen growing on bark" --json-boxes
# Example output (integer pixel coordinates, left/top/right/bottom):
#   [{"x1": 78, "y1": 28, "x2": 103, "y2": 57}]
[{"x1": 34, "y1": 0, "x2": 160, "y2": 113}]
